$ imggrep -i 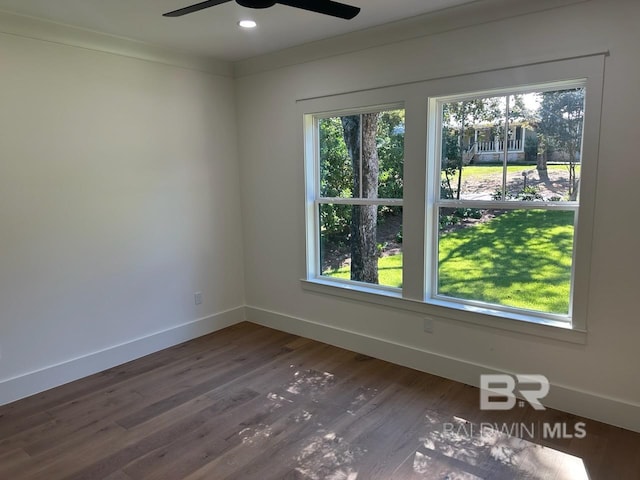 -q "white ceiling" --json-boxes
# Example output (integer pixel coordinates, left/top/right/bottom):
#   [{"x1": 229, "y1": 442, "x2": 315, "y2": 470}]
[{"x1": 0, "y1": 0, "x2": 479, "y2": 62}]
